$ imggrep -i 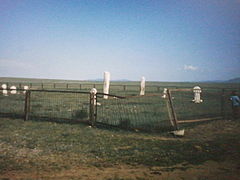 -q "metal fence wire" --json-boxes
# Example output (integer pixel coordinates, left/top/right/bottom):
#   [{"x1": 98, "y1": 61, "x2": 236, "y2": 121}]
[
  {"x1": 0, "y1": 89, "x2": 25, "y2": 118},
  {"x1": 169, "y1": 88, "x2": 240, "y2": 125},
  {"x1": 0, "y1": 87, "x2": 239, "y2": 132},
  {"x1": 96, "y1": 94, "x2": 172, "y2": 131},
  {"x1": 28, "y1": 90, "x2": 90, "y2": 123}
]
